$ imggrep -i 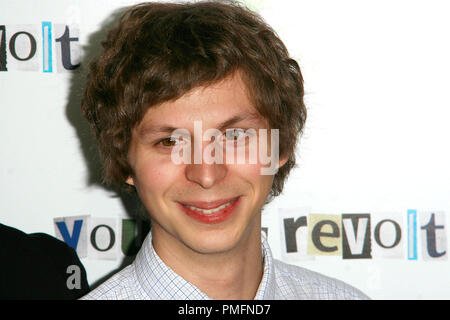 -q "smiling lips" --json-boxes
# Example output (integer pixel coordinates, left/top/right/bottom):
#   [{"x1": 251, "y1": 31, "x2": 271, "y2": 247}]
[{"x1": 178, "y1": 197, "x2": 241, "y2": 224}]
